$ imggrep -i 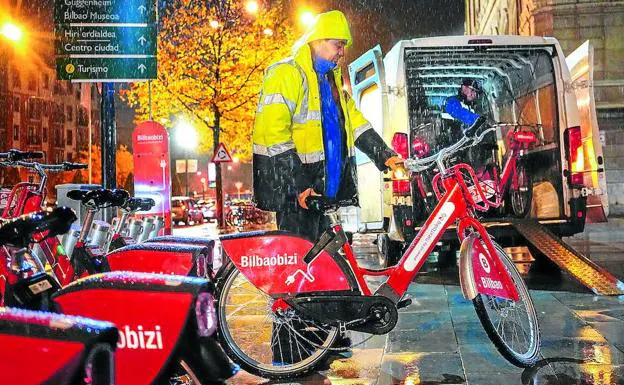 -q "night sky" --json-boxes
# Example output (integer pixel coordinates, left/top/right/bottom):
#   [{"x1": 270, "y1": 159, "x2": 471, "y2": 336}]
[{"x1": 288, "y1": 0, "x2": 466, "y2": 61}]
